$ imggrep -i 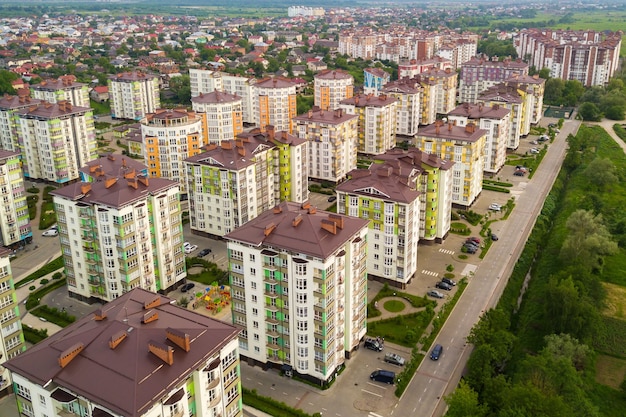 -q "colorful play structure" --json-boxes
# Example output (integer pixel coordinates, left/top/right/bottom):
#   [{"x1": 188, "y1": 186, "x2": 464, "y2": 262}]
[{"x1": 203, "y1": 283, "x2": 231, "y2": 314}]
